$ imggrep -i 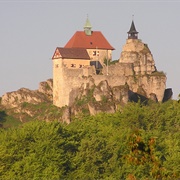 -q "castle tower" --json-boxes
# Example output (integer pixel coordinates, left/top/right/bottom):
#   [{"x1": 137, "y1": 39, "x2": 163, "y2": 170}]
[
  {"x1": 119, "y1": 19, "x2": 156, "y2": 75},
  {"x1": 127, "y1": 20, "x2": 138, "y2": 39},
  {"x1": 84, "y1": 15, "x2": 92, "y2": 36},
  {"x1": 118, "y1": 19, "x2": 166, "y2": 102},
  {"x1": 52, "y1": 48, "x2": 65, "y2": 107}
]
